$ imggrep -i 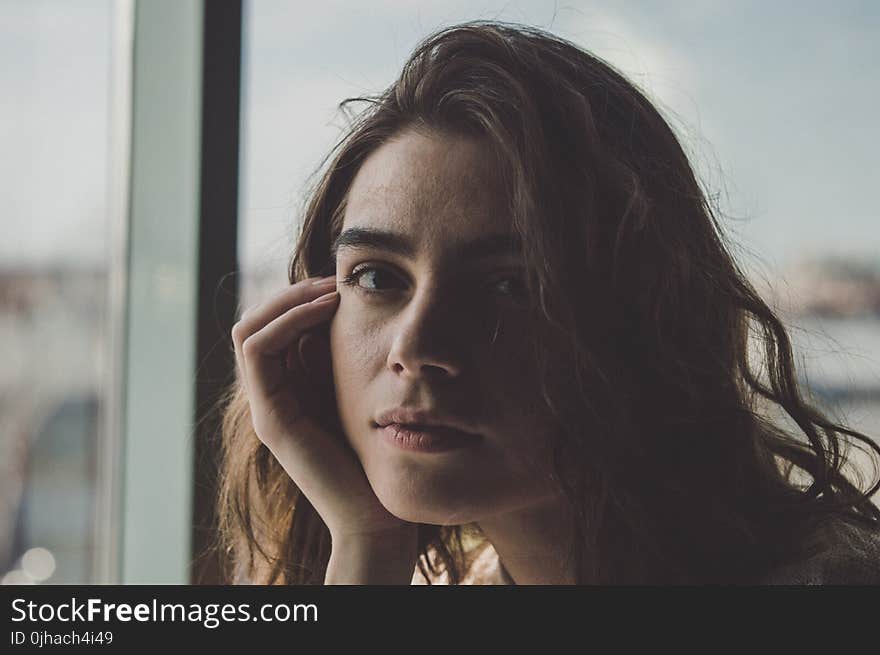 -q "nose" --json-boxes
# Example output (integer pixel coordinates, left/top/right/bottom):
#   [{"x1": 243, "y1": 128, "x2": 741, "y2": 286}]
[{"x1": 386, "y1": 286, "x2": 465, "y2": 380}]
